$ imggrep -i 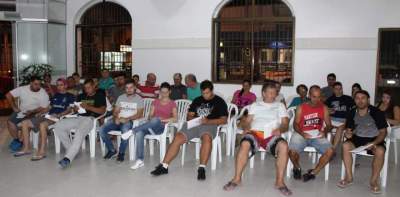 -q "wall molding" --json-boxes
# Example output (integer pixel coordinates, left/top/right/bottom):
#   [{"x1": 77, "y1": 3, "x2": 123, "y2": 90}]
[{"x1": 132, "y1": 37, "x2": 377, "y2": 50}]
